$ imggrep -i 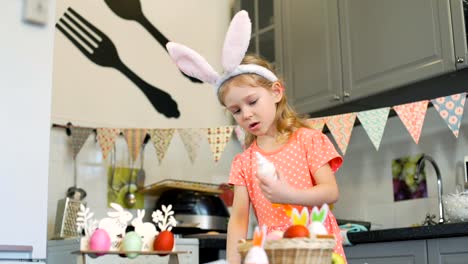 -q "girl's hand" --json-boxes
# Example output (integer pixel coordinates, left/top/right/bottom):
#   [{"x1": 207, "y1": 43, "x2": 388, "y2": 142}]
[{"x1": 257, "y1": 168, "x2": 293, "y2": 204}]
